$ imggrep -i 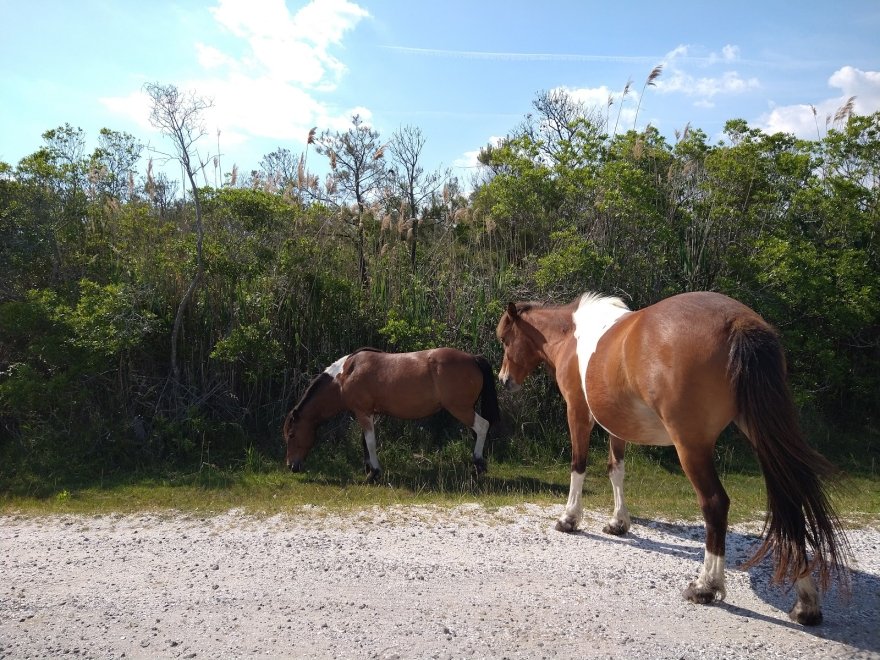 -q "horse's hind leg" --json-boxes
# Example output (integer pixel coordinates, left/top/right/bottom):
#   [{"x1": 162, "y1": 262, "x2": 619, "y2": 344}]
[
  {"x1": 602, "y1": 434, "x2": 631, "y2": 535},
  {"x1": 447, "y1": 407, "x2": 490, "y2": 474},
  {"x1": 790, "y1": 575, "x2": 822, "y2": 625},
  {"x1": 470, "y1": 412, "x2": 490, "y2": 474},
  {"x1": 357, "y1": 414, "x2": 382, "y2": 483},
  {"x1": 678, "y1": 443, "x2": 730, "y2": 604}
]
